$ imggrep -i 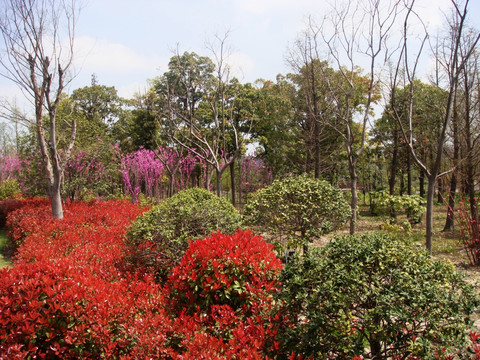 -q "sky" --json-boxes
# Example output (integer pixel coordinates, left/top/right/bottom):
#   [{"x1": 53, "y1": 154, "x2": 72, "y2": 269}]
[{"x1": 1, "y1": 0, "x2": 480, "y2": 108}]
